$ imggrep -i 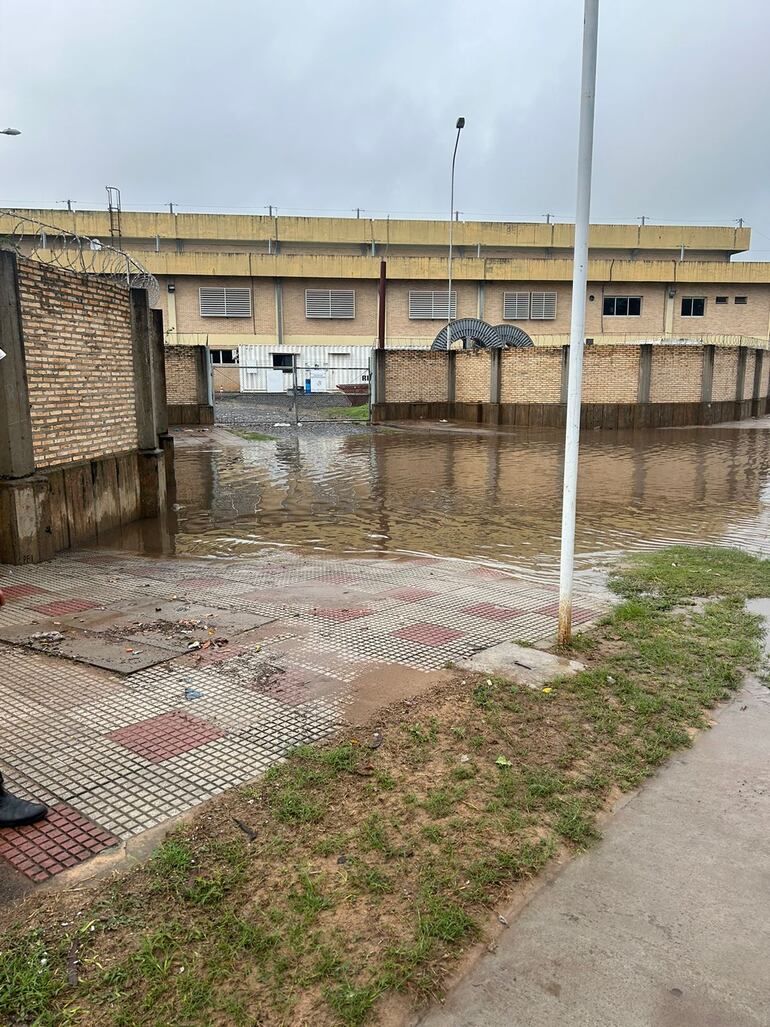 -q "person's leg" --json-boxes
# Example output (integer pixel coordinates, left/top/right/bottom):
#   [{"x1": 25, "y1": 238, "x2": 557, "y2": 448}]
[
  {"x1": 0, "y1": 773, "x2": 48, "y2": 828},
  {"x1": 0, "y1": 590, "x2": 49, "y2": 828}
]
